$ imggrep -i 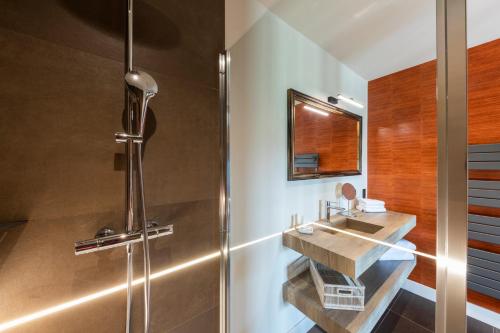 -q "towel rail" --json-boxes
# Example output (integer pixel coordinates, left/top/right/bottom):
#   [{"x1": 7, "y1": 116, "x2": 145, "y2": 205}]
[{"x1": 467, "y1": 143, "x2": 500, "y2": 300}]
